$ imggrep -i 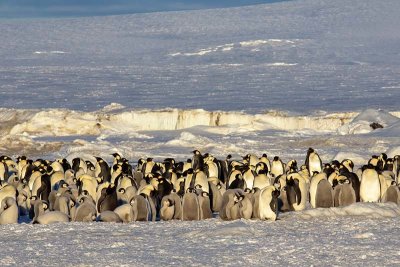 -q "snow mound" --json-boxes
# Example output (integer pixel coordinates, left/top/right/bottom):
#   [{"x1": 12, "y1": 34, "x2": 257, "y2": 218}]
[
  {"x1": 333, "y1": 151, "x2": 366, "y2": 165},
  {"x1": 295, "y1": 202, "x2": 400, "y2": 219},
  {"x1": 337, "y1": 109, "x2": 399, "y2": 135},
  {"x1": 386, "y1": 146, "x2": 400, "y2": 158}
]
